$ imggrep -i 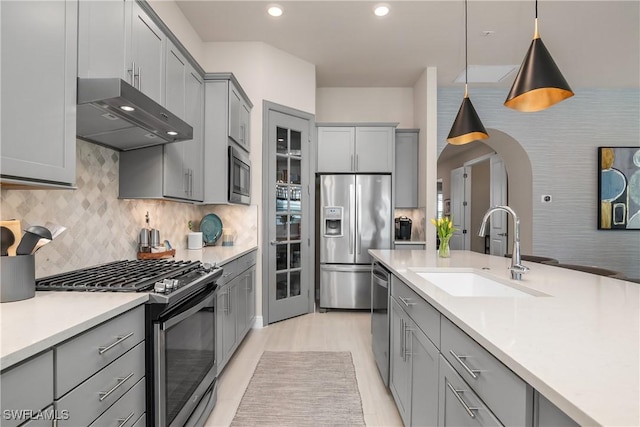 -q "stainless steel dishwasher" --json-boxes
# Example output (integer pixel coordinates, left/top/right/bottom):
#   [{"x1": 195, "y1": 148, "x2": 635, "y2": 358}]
[{"x1": 371, "y1": 261, "x2": 390, "y2": 386}]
